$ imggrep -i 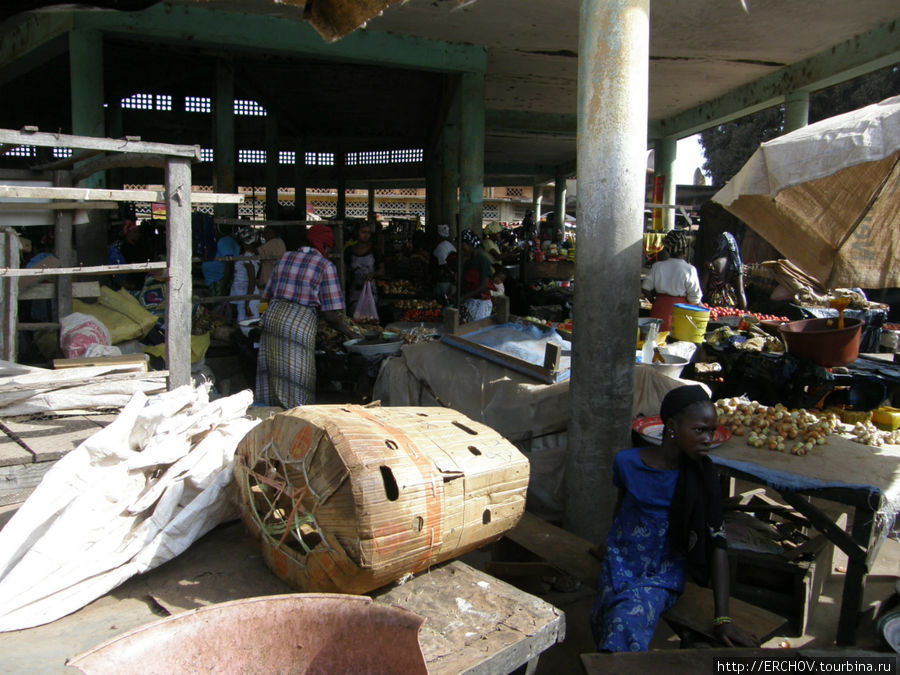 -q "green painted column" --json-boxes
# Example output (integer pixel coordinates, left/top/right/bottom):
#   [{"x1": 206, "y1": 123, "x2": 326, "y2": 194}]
[
  {"x1": 265, "y1": 112, "x2": 279, "y2": 219},
  {"x1": 426, "y1": 146, "x2": 442, "y2": 233},
  {"x1": 784, "y1": 90, "x2": 810, "y2": 133},
  {"x1": 553, "y1": 170, "x2": 567, "y2": 234},
  {"x1": 440, "y1": 89, "x2": 460, "y2": 235},
  {"x1": 213, "y1": 61, "x2": 236, "y2": 219},
  {"x1": 336, "y1": 152, "x2": 346, "y2": 221},
  {"x1": 566, "y1": 0, "x2": 649, "y2": 544},
  {"x1": 458, "y1": 71, "x2": 485, "y2": 235},
  {"x1": 294, "y1": 138, "x2": 307, "y2": 218},
  {"x1": 367, "y1": 184, "x2": 375, "y2": 219},
  {"x1": 69, "y1": 28, "x2": 106, "y2": 265},
  {"x1": 655, "y1": 136, "x2": 677, "y2": 231}
]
